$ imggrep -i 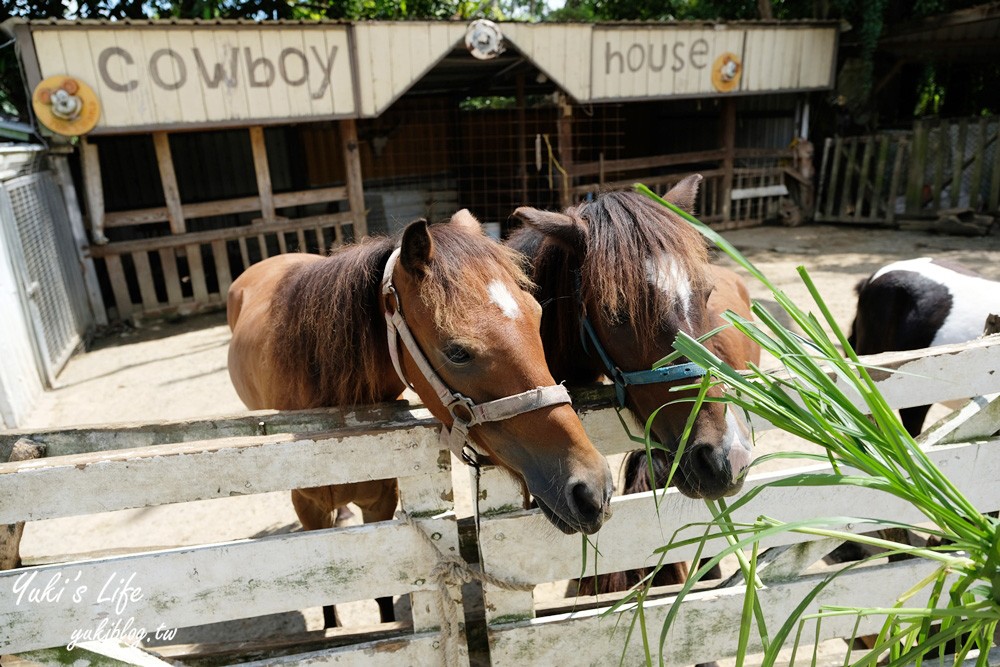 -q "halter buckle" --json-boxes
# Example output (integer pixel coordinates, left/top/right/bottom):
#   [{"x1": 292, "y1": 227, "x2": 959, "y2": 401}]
[{"x1": 447, "y1": 393, "x2": 478, "y2": 426}]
